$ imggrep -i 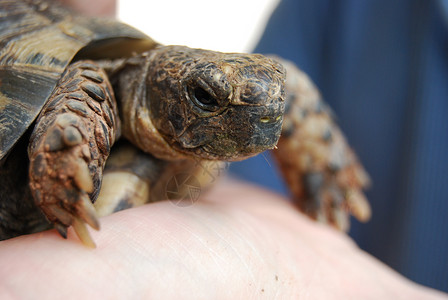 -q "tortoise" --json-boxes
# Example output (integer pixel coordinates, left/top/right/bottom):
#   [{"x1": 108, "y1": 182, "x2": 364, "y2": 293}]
[{"x1": 0, "y1": 0, "x2": 371, "y2": 247}]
